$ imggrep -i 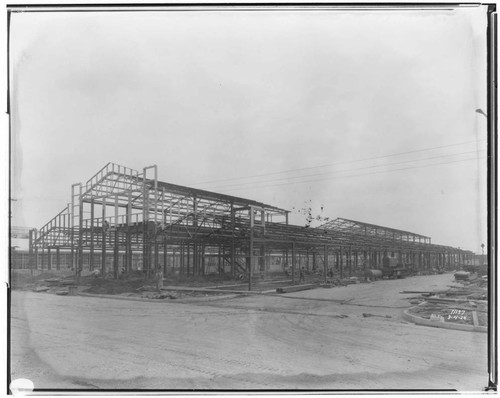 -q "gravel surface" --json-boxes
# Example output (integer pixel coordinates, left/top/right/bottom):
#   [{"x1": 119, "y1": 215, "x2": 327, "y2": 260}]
[{"x1": 10, "y1": 273, "x2": 488, "y2": 391}]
